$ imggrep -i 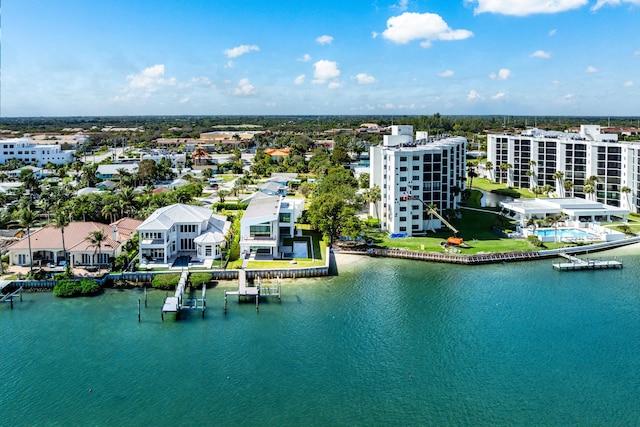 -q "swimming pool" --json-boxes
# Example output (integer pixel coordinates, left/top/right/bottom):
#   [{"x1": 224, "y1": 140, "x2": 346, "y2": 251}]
[{"x1": 533, "y1": 228, "x2": 599, "y2": 241}]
